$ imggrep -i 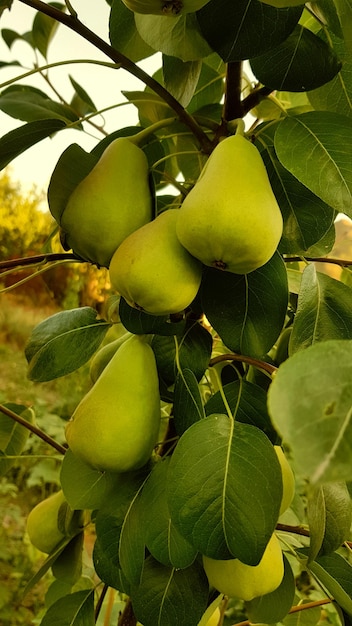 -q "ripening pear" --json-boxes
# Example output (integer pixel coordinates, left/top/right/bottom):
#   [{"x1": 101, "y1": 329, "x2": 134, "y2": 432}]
[
  {"x1": 121, "y1": 0, "x2": 211, "y2": 17},
  {"x1": 109, "y1": 209, "x2": 203, "y2": 316},
  {"x1": 65, "y1": 335, "x2": 161, "y2": 473},
  {"x1": 176, "y1": 134, "x2": 283, "y2": 274},
  {"x1": 202, "y1": 533, "x2": 284, "y2": 601},
  {"x1": 274, "y1": 445, "x2": 295, "y2": 515},
  {"x1": 89, "y1": 332, "x2": 132, "y2": 384},
  {"x1": 59, "y1": 137, "x2": 153, "y2": 267},
  {"x1": 26, "y1": 490, "x2": 67, "y2": 554}
]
